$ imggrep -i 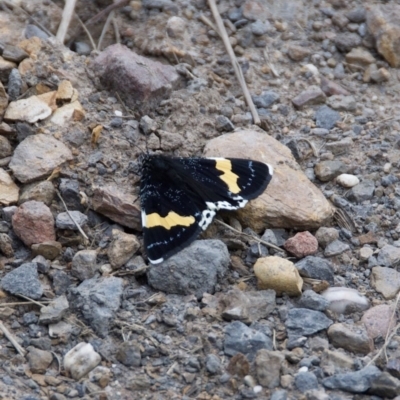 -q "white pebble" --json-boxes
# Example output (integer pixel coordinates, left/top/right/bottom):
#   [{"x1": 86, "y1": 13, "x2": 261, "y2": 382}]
[
  {"x1": 64, "y1": 342, "x2": 101, "y2": 380},
  {"x1": 298, "y1": 366, "x2": 308, "y2": 373},
  {"x1": 253, "y1": 385, "x2": 263, "y2": 394},
  {"x1": 383, "y1": 163, "x2": 392, "y2": 173},
  {"x1": 114, "y1": 110, "x2": 122, "y2": 117},
  {"x1": 321, "y1": 287, "x2": 369, "y2": 314},
  {"x1": 336, "y1": 173, "x2": 360, "y2": 188}
]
